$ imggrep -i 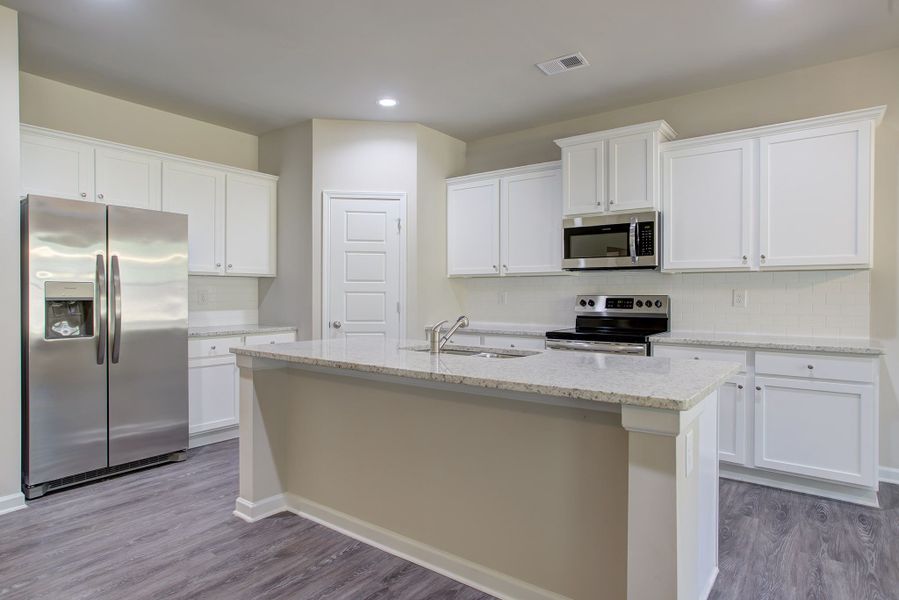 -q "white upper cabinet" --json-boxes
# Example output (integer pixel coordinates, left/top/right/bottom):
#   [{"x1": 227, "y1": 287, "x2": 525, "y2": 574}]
[
  {"x1": 501, "y1": 168, "x2": 562, "y2": 274},
  {"x1": 662, "y1": 107, "x2": 883, "y2": 272},
  {"x1": 759, "y1": 121, "x2": 873, "y2": 269},
  {"x1": 225, "y1": 173, "x2": 277, "y2": 276},
  {"x1": 162, "y1": 160, "x2": 226, "y2": 275},
  {"x1": 562, "y1": 142, "x2": 605, "y2": 215},
  {"x1": 447, "y1": 162, "x2": 562, "y2": 277},
  {"x1": 556, "y1": 120, "x2": 675, "y2": 217},
  {"x1": 20, "y1": 125, "x2": 278, "y2": 278},
  {"x1": 662, "y1": 139, "x2": 754, "y2": 271},
  {"x1": 447, "y1": 178, "x2": 500, "y2": 276},
  {"x1": 95, "y1": 146, "x2": 162, "y2": 210},
  {"x1": 20, "y1": 130, "x2": 94, "y2": 201}
]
